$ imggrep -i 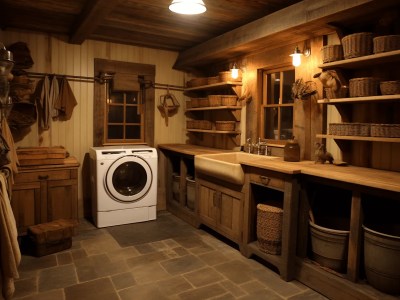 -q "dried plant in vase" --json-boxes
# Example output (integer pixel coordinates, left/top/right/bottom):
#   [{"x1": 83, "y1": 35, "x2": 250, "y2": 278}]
[{"x1": 291, "y1": 78, "x2": 317, "y2": 101}]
